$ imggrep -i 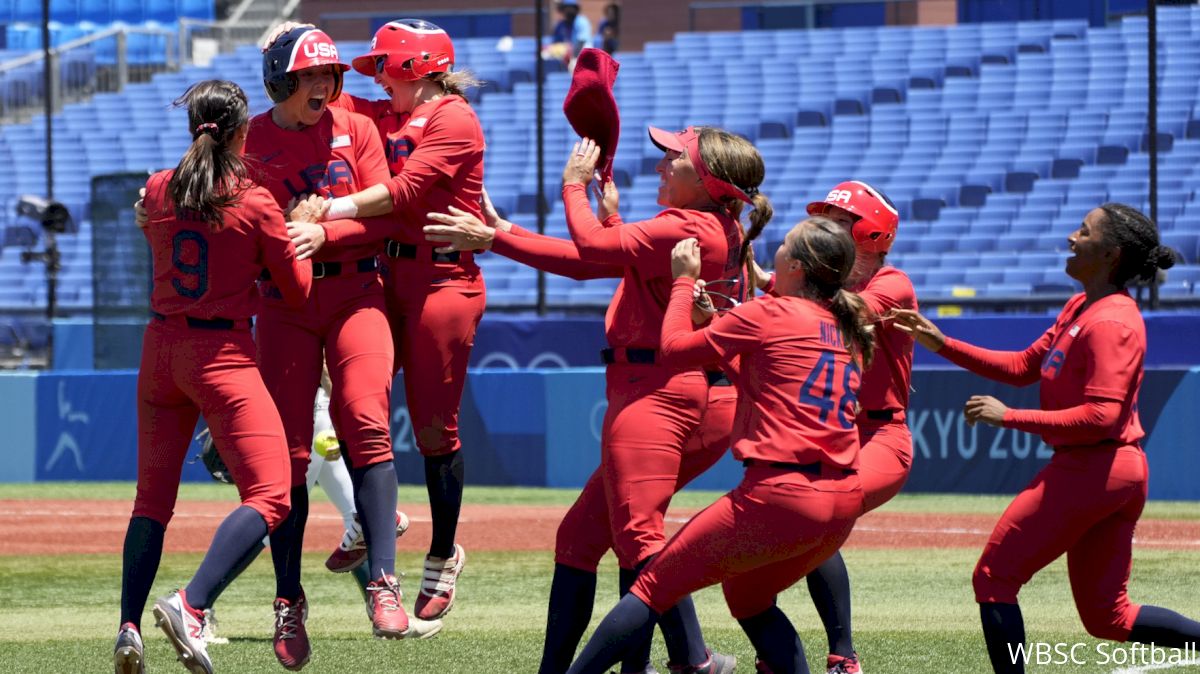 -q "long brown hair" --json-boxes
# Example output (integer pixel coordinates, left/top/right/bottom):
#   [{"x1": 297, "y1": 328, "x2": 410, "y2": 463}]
[
  {"x1": 167, "y1": 80, "x2": 250, "y2": 229},
  {"x1": 789, "y1": 216, "x2": 876, "y2": 368},
  {"x1": 696, "y1": 127, "x2": 773, "y2": 293},
  {"x1": 430, "y1": 69, "x2": 483, "y2": 100}
]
